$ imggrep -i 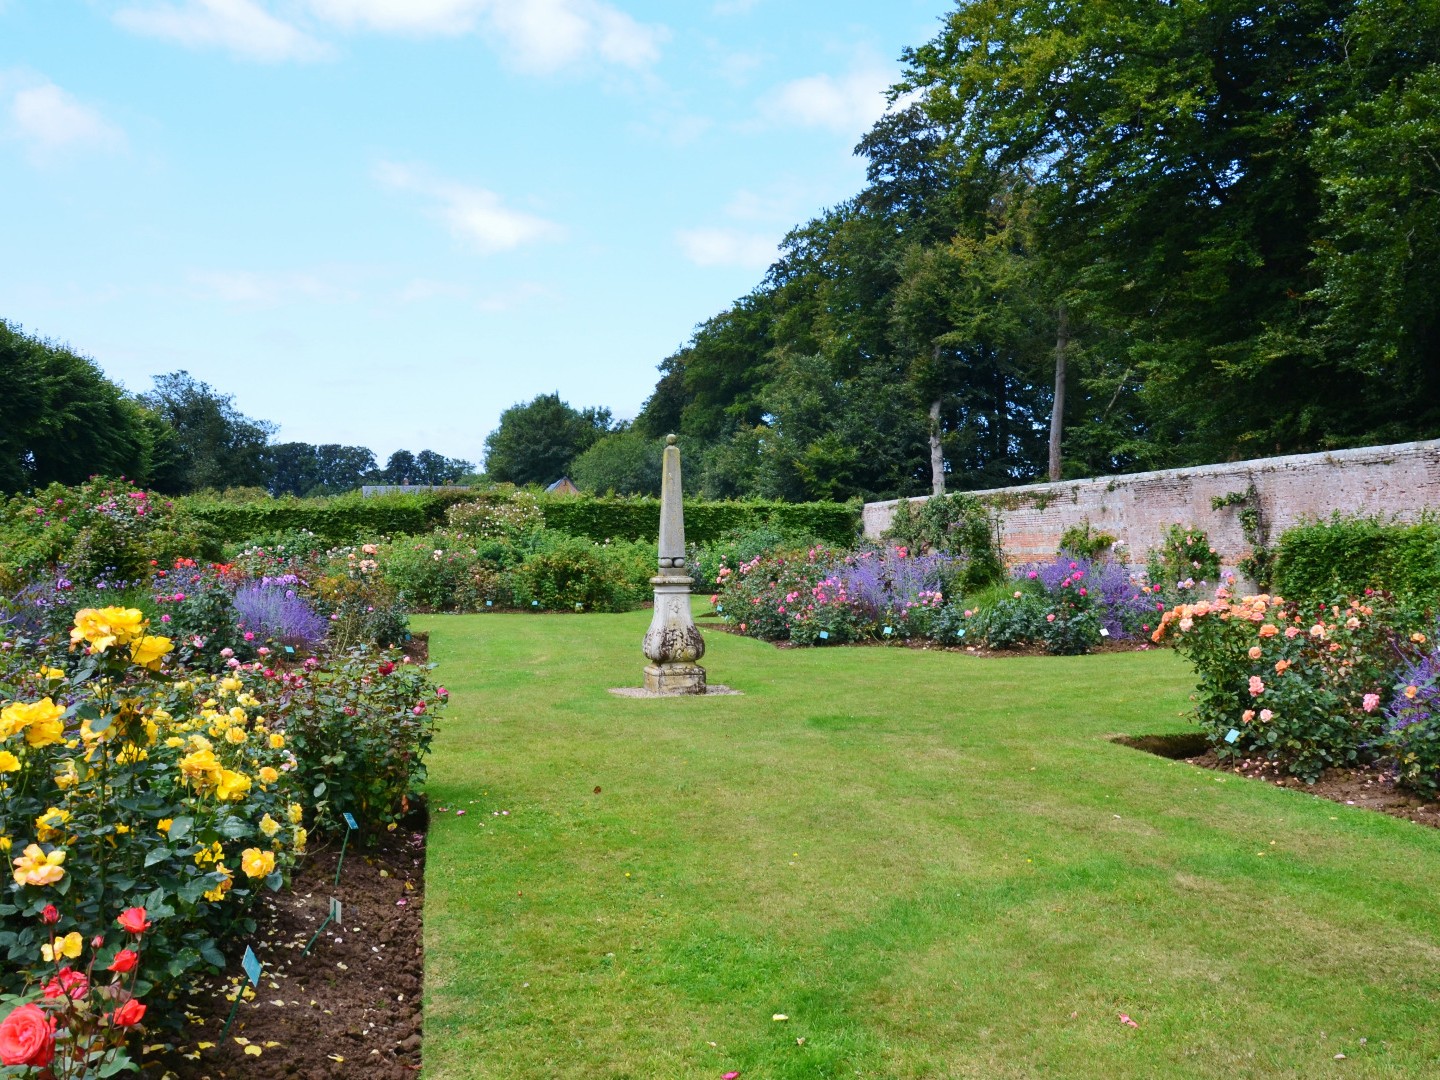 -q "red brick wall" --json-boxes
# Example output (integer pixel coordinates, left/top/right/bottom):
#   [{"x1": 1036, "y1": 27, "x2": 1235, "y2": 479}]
[{"x1": 863, "y1": 439, "x2": 1440, "y2": 576}]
